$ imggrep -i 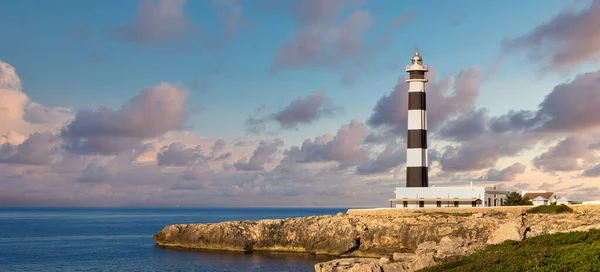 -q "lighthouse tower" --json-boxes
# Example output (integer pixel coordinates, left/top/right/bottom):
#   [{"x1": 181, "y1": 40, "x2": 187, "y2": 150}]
[{"x1": 405, "y1": 50, "x2": 429, "y2": 187}]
